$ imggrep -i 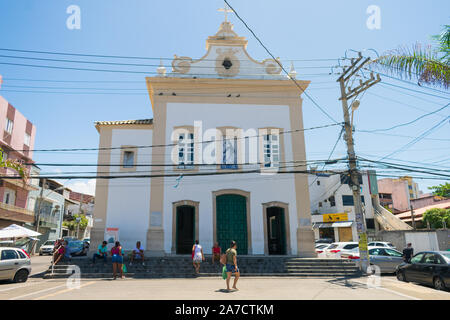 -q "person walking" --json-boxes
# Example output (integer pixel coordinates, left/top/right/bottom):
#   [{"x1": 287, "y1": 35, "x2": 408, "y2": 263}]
[
  {"x1": 92, "y1": 241, "x2": 108, "y2": 265},
  {"x1": 130, "y1": 241, "x2": 145, "y2": 266},
  {"x1": 111, "y1": 241, "x2": 124, "y2": 280},
  {"x1": 192, "y1": 240, "x2": 204, "y2": 274},
  {"x1": 402, "y1": 242, "x2": 414, "y2": 263},
  {"x1": 211, "y1": 242, "x2": 221, "y2": 264},
  {"x1": 225, "y1": 240, "x2": 240, "y2": 292}
]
